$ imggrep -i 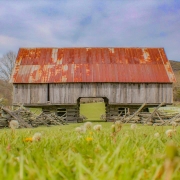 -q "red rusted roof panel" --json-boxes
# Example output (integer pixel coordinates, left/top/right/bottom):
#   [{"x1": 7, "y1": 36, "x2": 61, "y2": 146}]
[{"x1": 10, "y1": 47, "x2": 176, "y2": 83}]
